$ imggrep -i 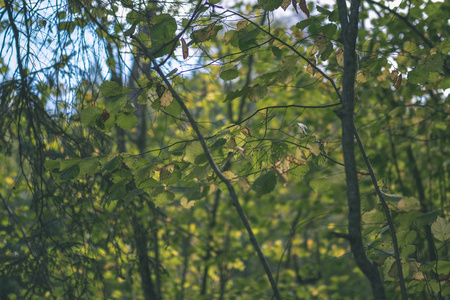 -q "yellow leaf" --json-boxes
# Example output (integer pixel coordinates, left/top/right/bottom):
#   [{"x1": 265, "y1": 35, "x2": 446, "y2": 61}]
[
  {"x1": 6, "y1": 177, "x2": 14, "y2": 185},
  {"x1": 307, "y1": 58, "x2": 316, "y2": 76},
  {"x1": 356, "y1": 72, "x2": 367, "y2": 83},
  {"x1": 236, "y1": 20, "x2": 248, "y2": 31},
  {"x1": 180, "y1": 197, "x2": 195, "y2": 209},
  {"x1": 222, "y1": 170, "x2": 236, "y2": 180},
  {"x1": 238, "y1": 177, "x2": 251, "y2": 193},
  {"x1": 281, "y1": 0, "x2": 291, "y2": 10},
  {"x1": 159, "y1": 90, "x2": 173, "y2": 108},
  {"x1": 336, "y1": 48, "x2": 344, "y2": 67},
  {"x1": 307, "y1": 143, "x2": 320, "y2": 156}
]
